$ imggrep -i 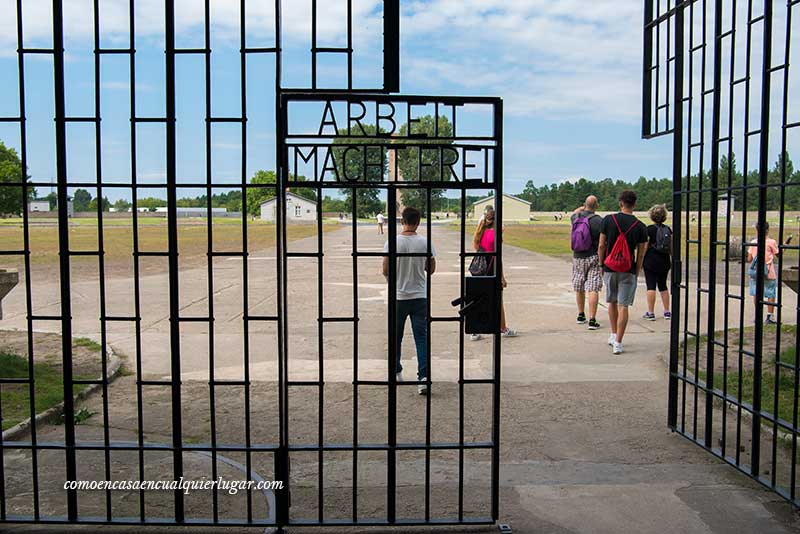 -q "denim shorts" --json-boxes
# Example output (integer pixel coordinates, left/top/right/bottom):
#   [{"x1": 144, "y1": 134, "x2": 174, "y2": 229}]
[{"x1": 603, "y1": 272, "x2": 638, "y2": 307}]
